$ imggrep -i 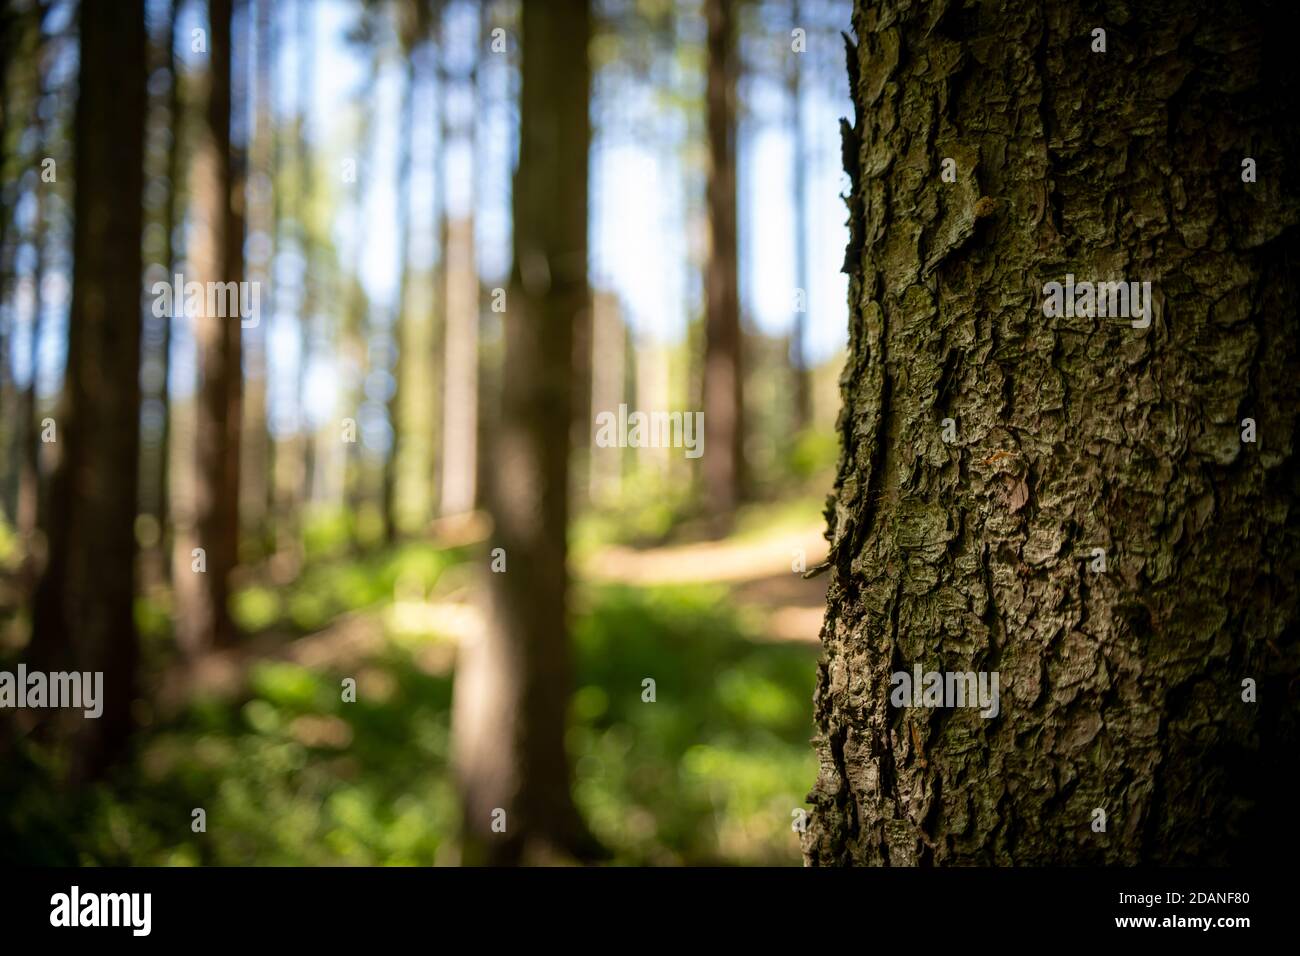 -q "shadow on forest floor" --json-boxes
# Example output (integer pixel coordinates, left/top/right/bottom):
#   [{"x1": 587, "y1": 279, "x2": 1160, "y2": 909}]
[{"x1": 0, "y1": 501, "x2": 827, "y2": 866}]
